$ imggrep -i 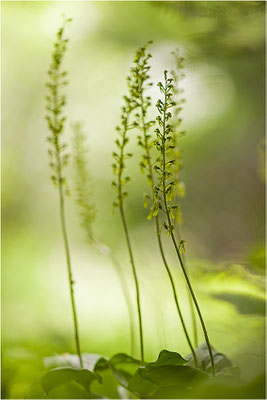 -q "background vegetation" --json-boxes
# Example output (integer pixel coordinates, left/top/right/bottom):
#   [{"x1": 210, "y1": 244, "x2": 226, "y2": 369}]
[{"x1": 2, "y1": 1, "x2": 265, "y2": 398}]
